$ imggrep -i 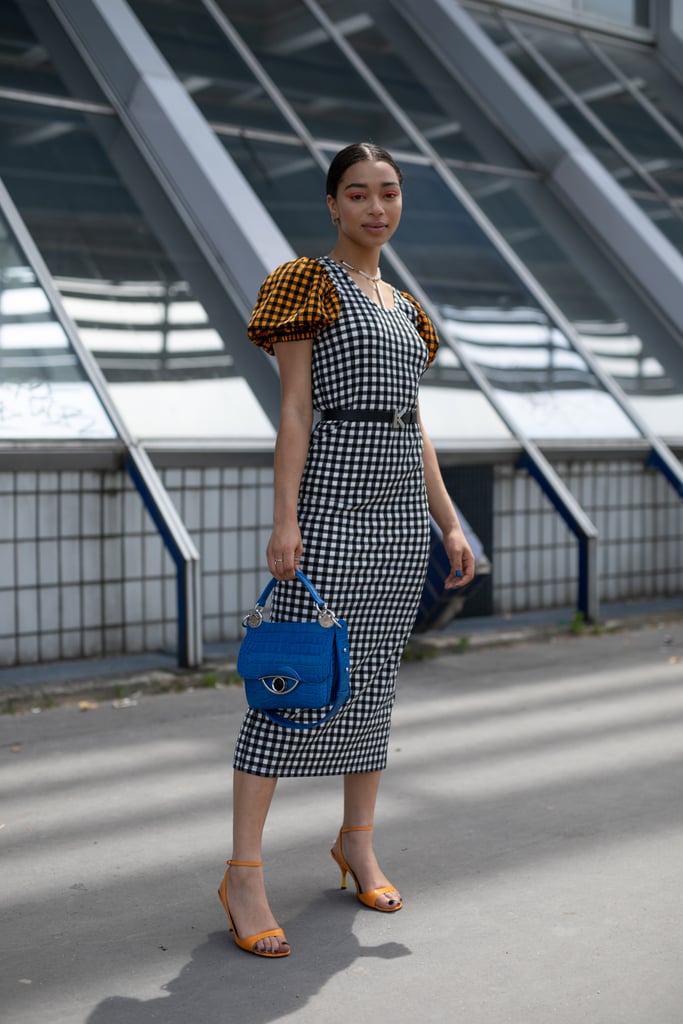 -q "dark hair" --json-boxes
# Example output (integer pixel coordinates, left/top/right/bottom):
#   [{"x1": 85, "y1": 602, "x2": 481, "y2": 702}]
[{"x1": 326, "y1": 142, "x2": 404, "y2": 198}]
